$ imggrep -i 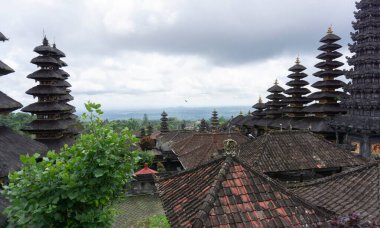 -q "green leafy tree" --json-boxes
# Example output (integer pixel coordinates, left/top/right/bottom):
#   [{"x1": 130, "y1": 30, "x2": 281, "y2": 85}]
[
  {"x1": 2, "y1": 102, "x2": 139, "y2": 227},
  {"x1": 136, "y1": 151, "x2": 155, "y2": 170}
]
